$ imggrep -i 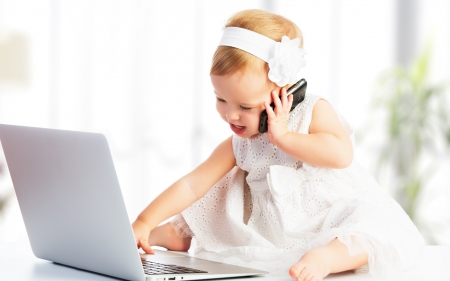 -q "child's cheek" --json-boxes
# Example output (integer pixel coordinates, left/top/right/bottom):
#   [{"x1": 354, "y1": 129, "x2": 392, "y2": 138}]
[
  {"x1": 249, "y1": 112, "x2": 260, "y2": 130},
  {"x1": 216, "y1": 102, "x2": 225, "y2": 116}
]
